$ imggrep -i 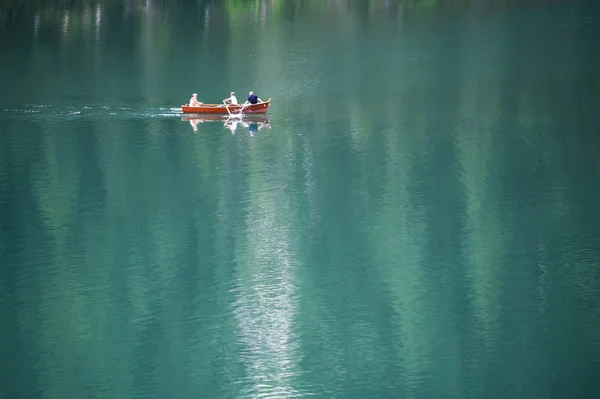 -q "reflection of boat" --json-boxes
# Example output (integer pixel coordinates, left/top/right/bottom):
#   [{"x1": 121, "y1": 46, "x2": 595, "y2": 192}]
[
  {"x1": 181, "y1": 114, "x2": 271, "y2": 136},
  {"x1": 182, "y1": 114, "x2": 271, "y2": 135},
  {"x1": 181, "y1": 99, "x2": 271, "y2": 114},
  {"x1": 181, "y1": 114, "x2": 270, "y2": 123}
]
